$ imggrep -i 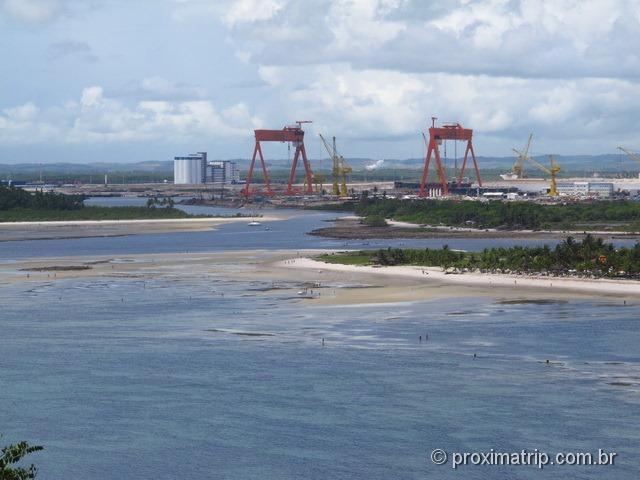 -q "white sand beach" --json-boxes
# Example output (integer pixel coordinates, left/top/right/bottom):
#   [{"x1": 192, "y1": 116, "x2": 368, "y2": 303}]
[
  {"x1": 0, "y1": 215, "x2": 282, "y2": 241},
  {"x1": 1, "y1": 250, "x2": 637, "y2": 307},
  {"x1": 280, "y1": 257, "x2": 640, "y2": 296}
]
